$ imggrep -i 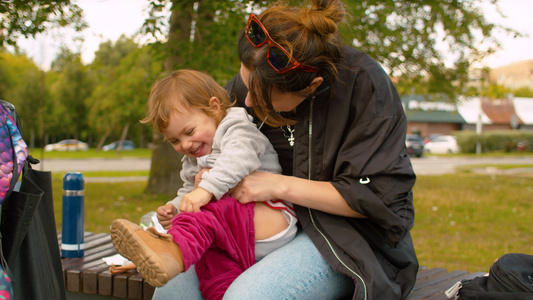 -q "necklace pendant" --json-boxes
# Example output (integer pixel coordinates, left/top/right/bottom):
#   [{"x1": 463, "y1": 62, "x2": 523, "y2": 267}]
[
  {"x1": 287, "y1": 125, "x2": 295, "y2": 147},
  {"x1": 288, "y1": 135, "x2": 295, "y2": 147},
  {"x1": 281, "y1": 125, "x2": 295, "y2": 147}
]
